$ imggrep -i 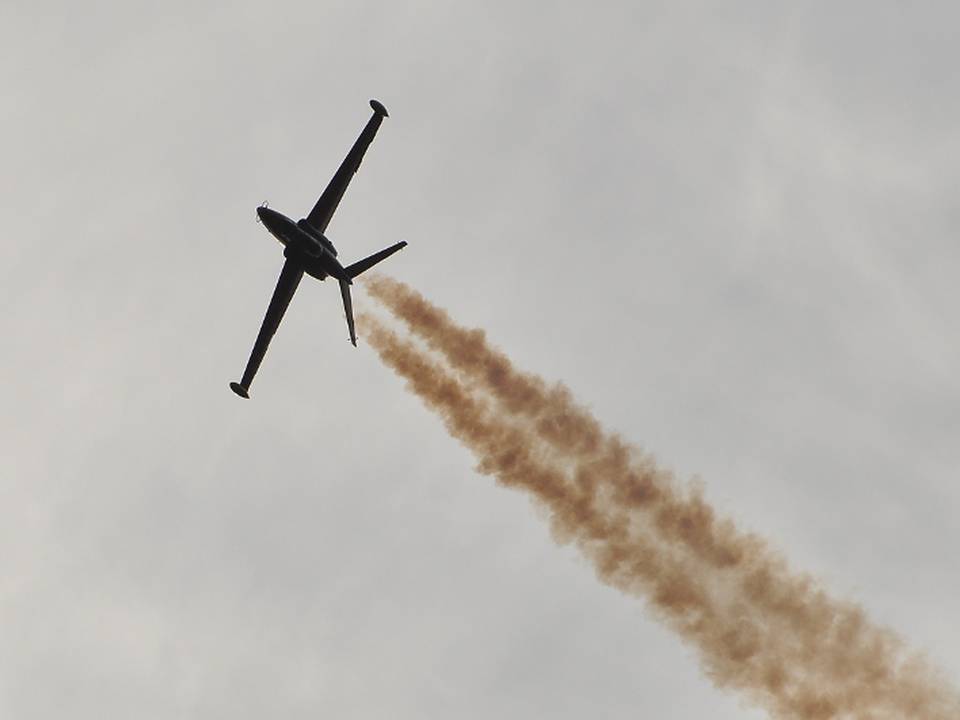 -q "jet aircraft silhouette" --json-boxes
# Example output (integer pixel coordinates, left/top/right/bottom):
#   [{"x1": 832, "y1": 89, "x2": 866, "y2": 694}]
[{"x1": 230, "y1": 99, "x2": 406, "y2": 399}]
